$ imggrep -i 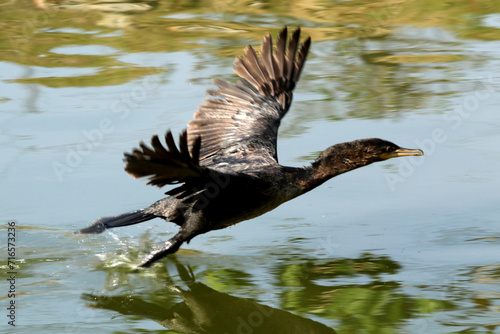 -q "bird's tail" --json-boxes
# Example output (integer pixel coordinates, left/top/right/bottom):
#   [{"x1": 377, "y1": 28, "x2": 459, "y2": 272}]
[{"x1": 78, "y1": 210, "x2": 155, "y2": 234}]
